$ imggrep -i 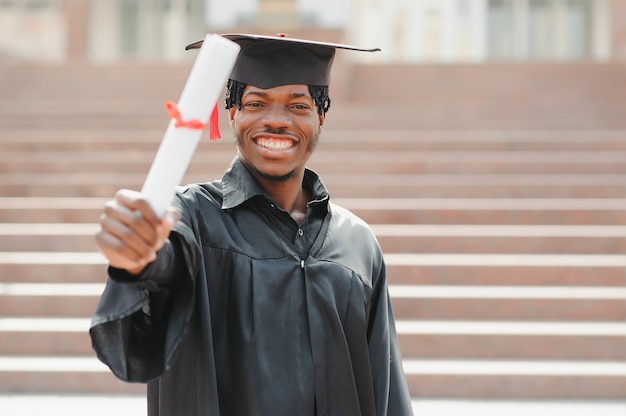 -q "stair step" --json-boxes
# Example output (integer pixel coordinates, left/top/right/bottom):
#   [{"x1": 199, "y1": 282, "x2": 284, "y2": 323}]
[
  {"x1": 401, "y1": 334, "x2": 626, "y2": 360},
  {"x1": 4, "y1": 179, "x2": 625, "y2": 198},
  {"x1": 2, "y1": 129, "x2": 626, "y2": 152},
  {"x1": 1, "y1": 252, "x2": 625, "y2": 267},
  {"x1": 2, "y1": 150, "x2": 625, "y2": 174},
  {"x1": 2, "y1": 198, "x2": 625, "y2": 224},
  {"x1": 392, "y1": 298, "x2": 625, "y2": 321},
  {"x1": 389, "y1": 284, "x2": 626, "y2": 321},
  {"x1": 398, "y1": 320, "x2": 626, "y2": 360},
  {"x1": 1, "y1": 396, "x2": 625, "y2": 416},
  {"x1": 9, "y1": 283, "x2": 622, "y2": 299},
  {"x1": 404, "y1": 359, "x2": 626, "y2": 399},
  {"x1": 0, "y1": 332, "x2": 89, "y2": 356},
  {"x1": 1, "y1": 318, "x2": 624, "y2": 360},
  {"x1": 3, "y1": 174, "x2": 624, "y2": 189},
  {"x1": 1, "y1": 282, "x2": 624, "y2": 320},
  {"x1": 404, "y1": 359, "x2": 626, "y2": 376},
  {"x1": 2, "y1": 223, "x2": 625, "y2": 254},
  {"x1": 3, "y1": 262, "x2": 624, "y2": 285},
  {"x1": 4, "y1": 235, "x2": 624, "y2": 255},
  {"x1": 0, "y1": 394, "x2": 147, "y2": 416},
  {"x1": 0, "y1": 356, "x2": 144, "y2": 394},
  {"x1": 7, "y1": 318, "x2": 623, "y2": 335},
  {"x1": 0, "y1": 356, "x2": 623, "y2": 398}
]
